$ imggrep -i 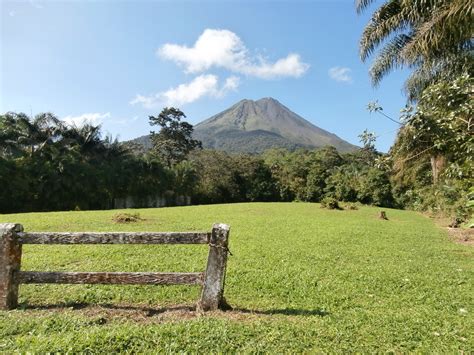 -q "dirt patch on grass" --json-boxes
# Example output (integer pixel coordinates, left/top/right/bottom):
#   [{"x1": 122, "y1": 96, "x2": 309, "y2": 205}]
[
  {"x1": 447, "y1": 227, "x2": 474, "y2": 246},
  {"x1": 17, "y1": 303, "x2": 198, "y2": 324},
  {"x1": 82, "y1": 304, "x2": 199, "y2": 323},
  {"x1": 17, "y1": 303, "x2": 328, "y2": 324},
  {"x1": 422, "y1": 212, "x2": 473, "y2": 246}
]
